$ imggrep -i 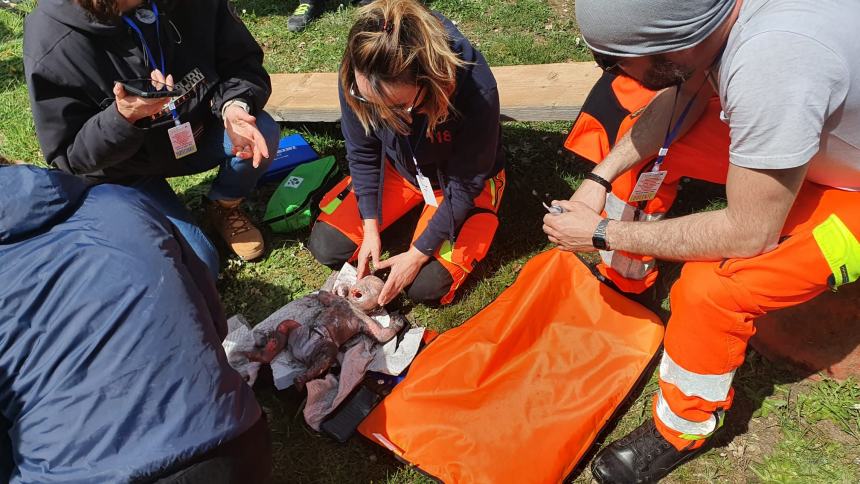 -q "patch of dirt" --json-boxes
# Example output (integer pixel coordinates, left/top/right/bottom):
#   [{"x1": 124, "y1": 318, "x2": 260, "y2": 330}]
[
  {"x1": 548, "y1": 0, "x2": 574, "y2": 23},
  {"x1": 815, "y1": 419, "x2": 860, "y2": 447}
]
